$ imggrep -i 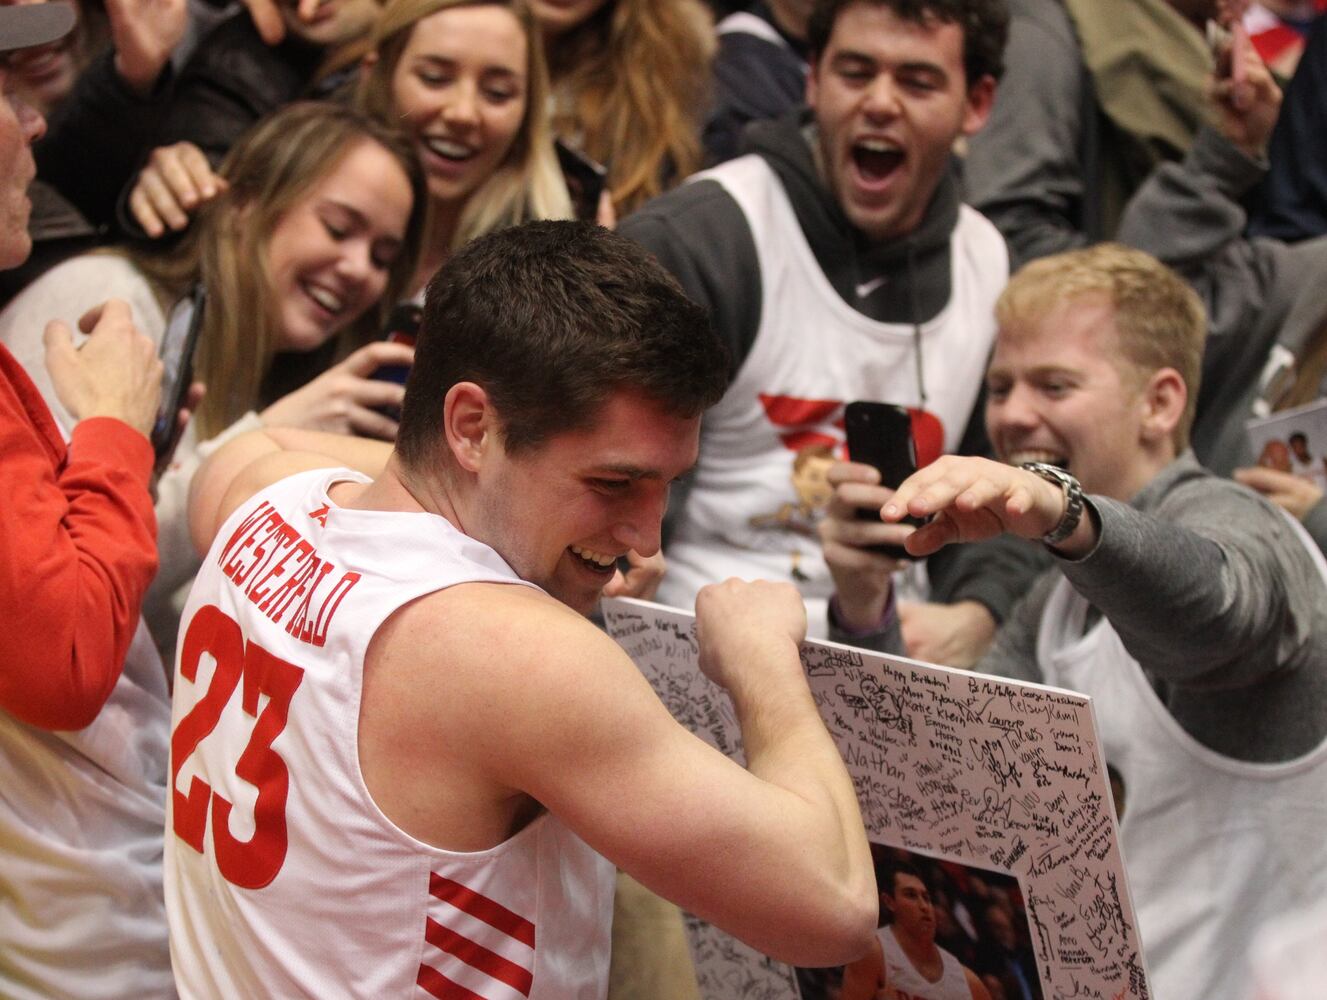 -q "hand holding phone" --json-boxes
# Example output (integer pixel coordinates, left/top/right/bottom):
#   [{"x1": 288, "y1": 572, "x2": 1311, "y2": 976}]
[
  {"x1": 844, "y1": 401, "x2": 926, "y2": 560},
  {"x1": 369, "y1": 303, "x2": 422, "y2": 420}
]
